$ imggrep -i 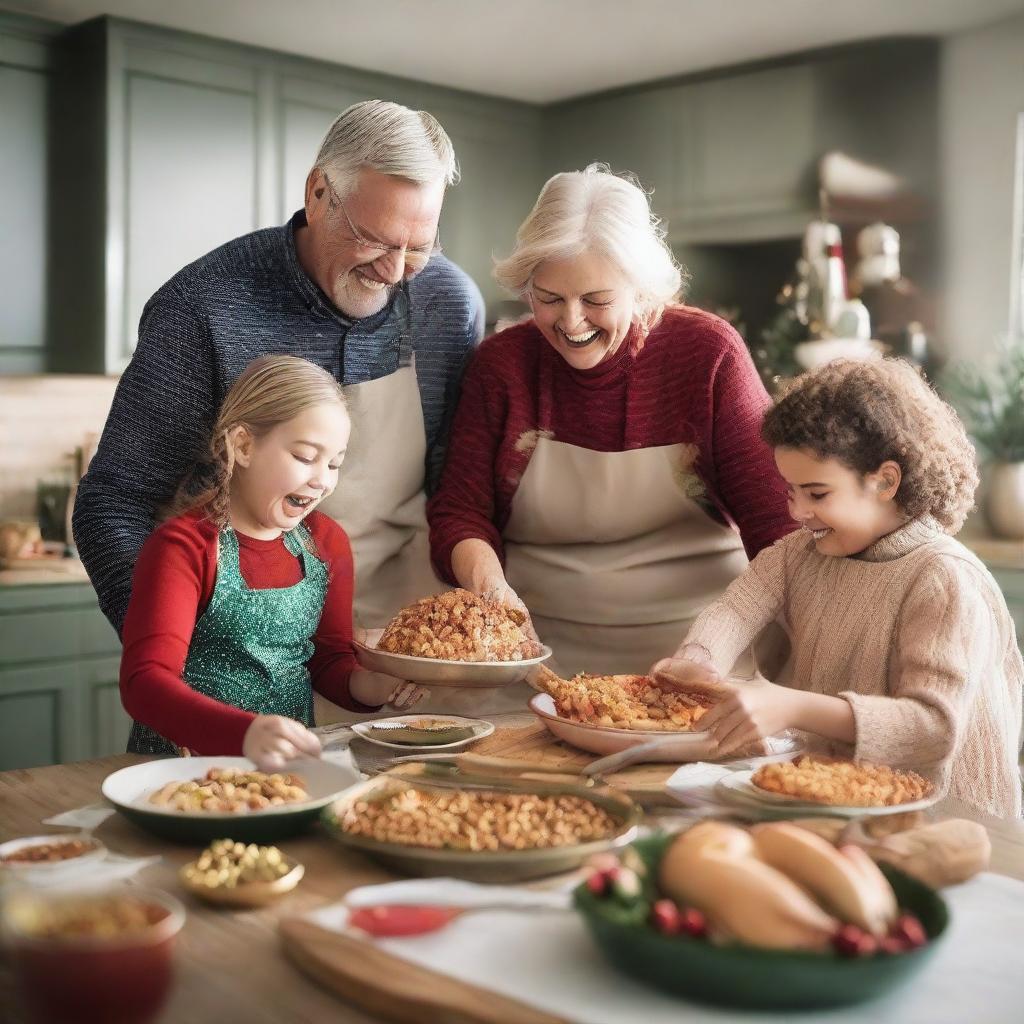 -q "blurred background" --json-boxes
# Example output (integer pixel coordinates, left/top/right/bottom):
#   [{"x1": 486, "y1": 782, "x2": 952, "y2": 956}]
[{"x1": 1, "y1": 0, "x2": 1022, "y2": 769}]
